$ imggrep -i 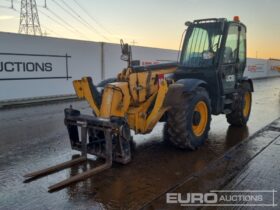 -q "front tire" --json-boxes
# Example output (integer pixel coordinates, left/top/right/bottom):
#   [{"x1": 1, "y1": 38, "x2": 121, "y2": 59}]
[
  {"x1": 226, "y1": 84, "x2": 252, "y2": 127},
  {"x1": 164, "y1": 87, "x2": 211, "y2": 150}
]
